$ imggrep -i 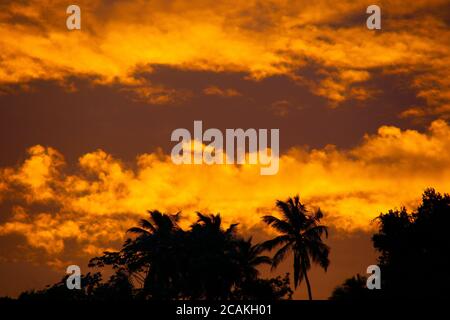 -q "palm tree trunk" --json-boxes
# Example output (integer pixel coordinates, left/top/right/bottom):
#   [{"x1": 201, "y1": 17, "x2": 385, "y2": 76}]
[{"x1": 304, "y1": 271, "x2": 313, "y2": 300}]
